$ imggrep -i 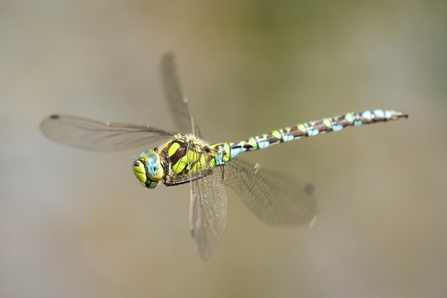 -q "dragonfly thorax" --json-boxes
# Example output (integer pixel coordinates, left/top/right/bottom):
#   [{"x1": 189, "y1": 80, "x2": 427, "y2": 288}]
[{"x1": 133, "y1": 149, "x2": 164, "y2": 189}]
